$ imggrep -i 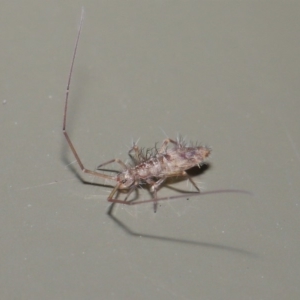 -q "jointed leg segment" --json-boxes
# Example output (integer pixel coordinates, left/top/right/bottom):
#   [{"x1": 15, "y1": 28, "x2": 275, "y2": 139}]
[
  {"x1": 159, "y1": 138, "x2": 179, "y2": 153},
  {"x1": 97, "y1": 158, "x2": 128, "y2": 171}
]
